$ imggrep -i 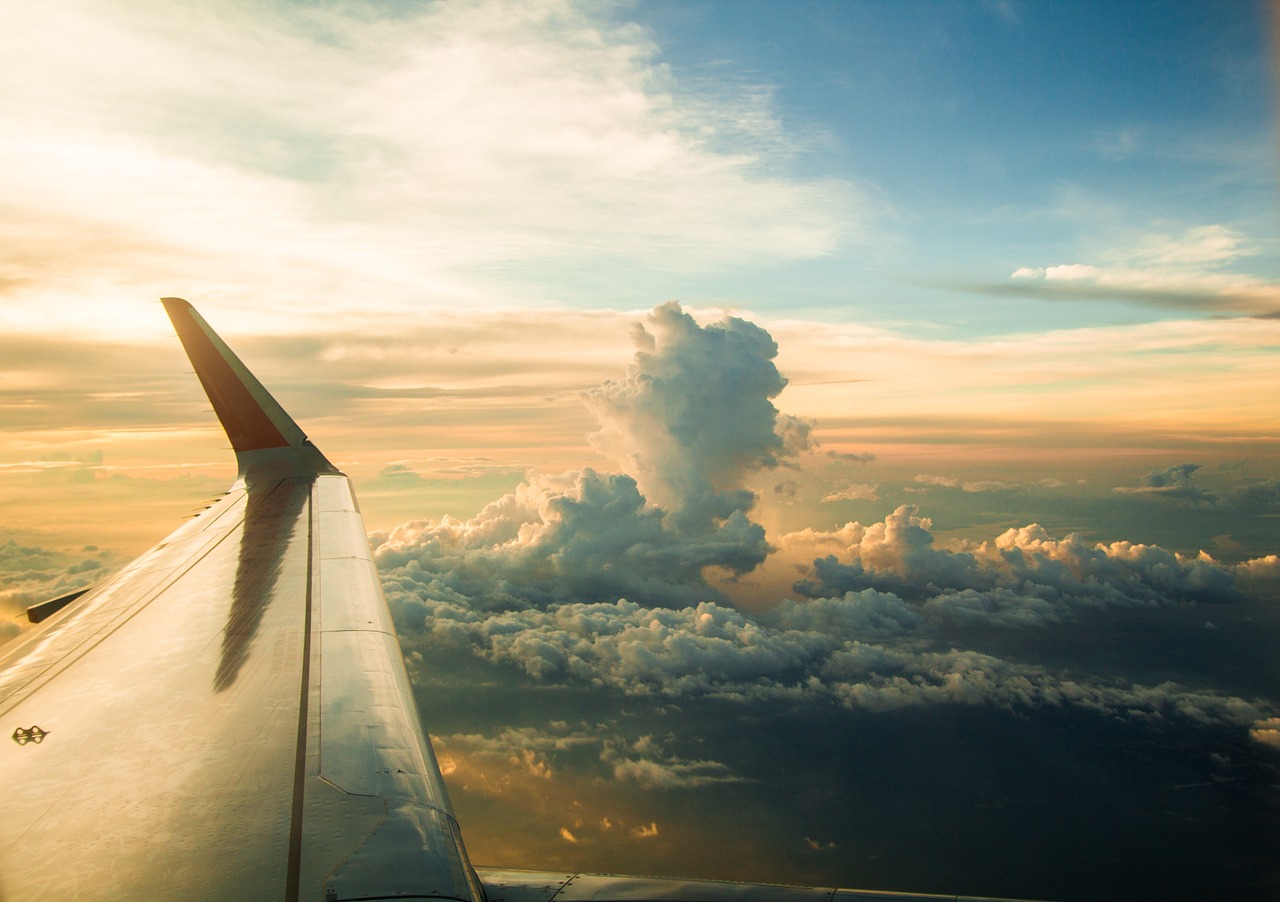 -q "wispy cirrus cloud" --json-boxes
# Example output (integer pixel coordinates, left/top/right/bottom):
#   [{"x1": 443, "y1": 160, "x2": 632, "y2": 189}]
[{"x1": 0, "y1": 0, "x2": 868, "y2": 337}]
